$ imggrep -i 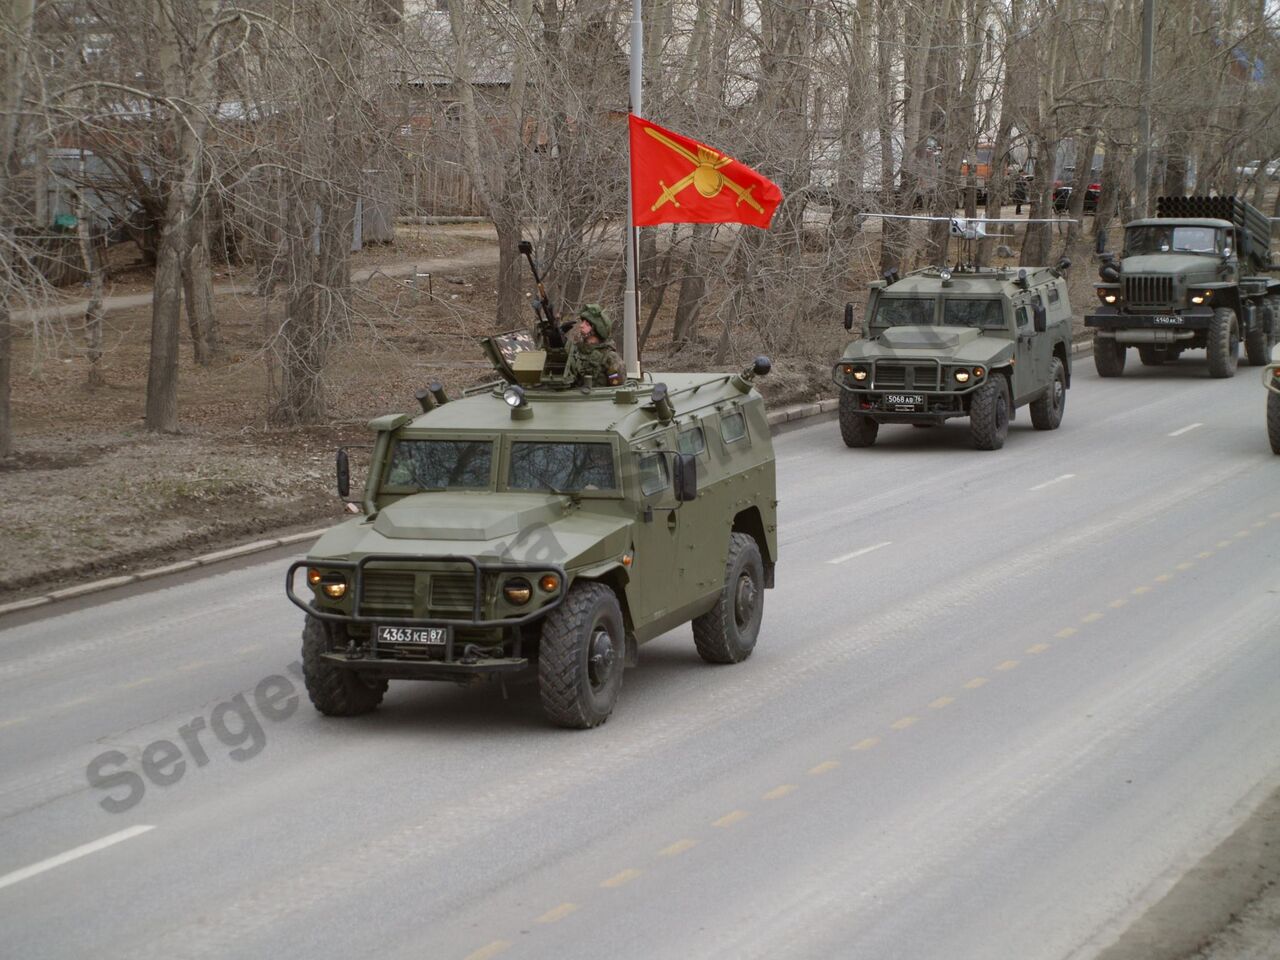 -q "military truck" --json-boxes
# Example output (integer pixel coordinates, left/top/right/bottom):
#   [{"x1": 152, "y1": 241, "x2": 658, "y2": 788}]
[
  {"x1": 1087, "y1": 195, "x2": 1280, "y2": 377},
  {"x1": 285, "y1": 259, "x2": 778, "y2": 729},
  {"x1": 832, "y1": 261, "x2": 1074, "y2": 450},
  {"x1": 1264, "y1": 344, "x2": 1280, "y2": 454}
]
